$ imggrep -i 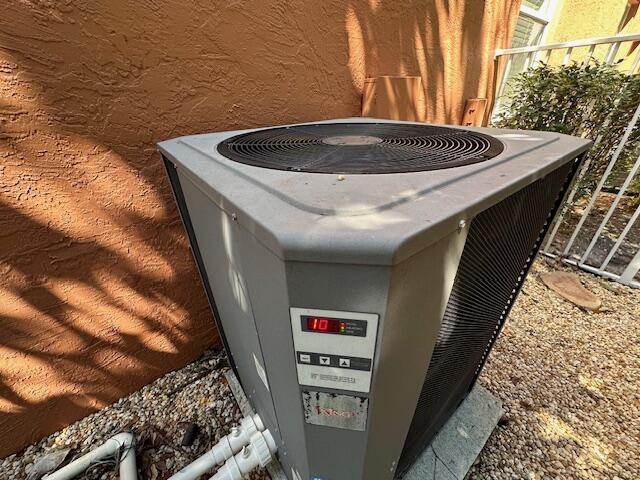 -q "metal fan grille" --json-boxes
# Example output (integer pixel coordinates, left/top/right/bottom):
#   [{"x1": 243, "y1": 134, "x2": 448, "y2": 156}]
[
  {"x1": 395, "y1": 158, "x2": 581, "y2": 477},
  {"x1": 217, "y1": 123, "x2": 504, "y2": 174}
]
